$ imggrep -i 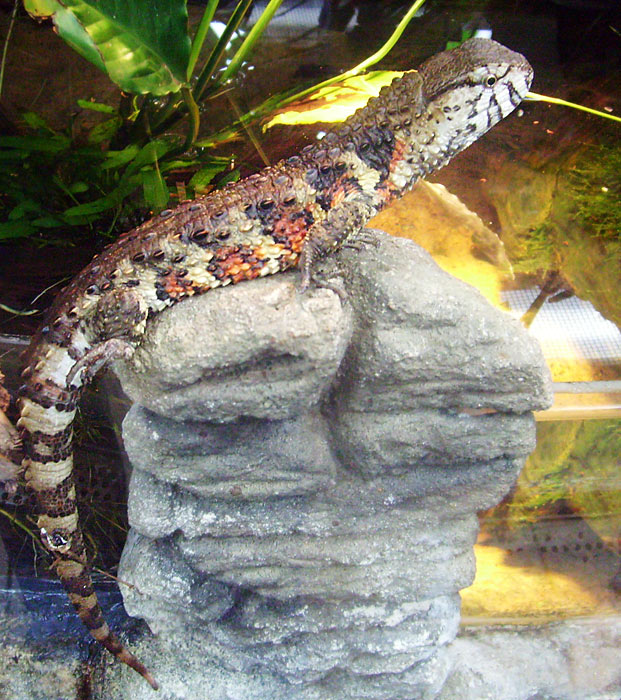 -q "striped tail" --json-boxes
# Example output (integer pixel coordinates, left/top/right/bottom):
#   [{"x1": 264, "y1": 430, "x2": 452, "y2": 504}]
[
  {"x1": 55, "y1": 538, "x2": 159, "y2": 690},
  {"x1": 18, "y1": 345, "x2": 158, "y2": 690}
]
